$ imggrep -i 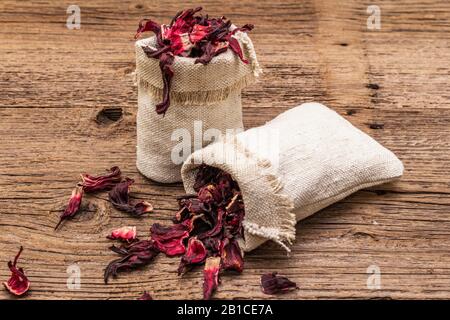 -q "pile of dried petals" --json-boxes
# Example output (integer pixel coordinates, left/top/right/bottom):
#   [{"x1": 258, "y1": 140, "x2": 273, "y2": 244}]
[
  {"x1": 55, "y1": 167, "x2": 153, "y2": 230},
  {"x1": 135, "y1": 7, "x2": 254, "y2": 115},
  {"x1": 105, "y1": 165, "x2": 245, "y2": 299}
]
